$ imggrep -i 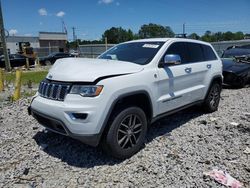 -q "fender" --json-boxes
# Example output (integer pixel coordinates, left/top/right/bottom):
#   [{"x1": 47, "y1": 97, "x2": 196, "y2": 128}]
[{"x1": 97, "y1": 90, "x2": 153, "y2": 144}]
